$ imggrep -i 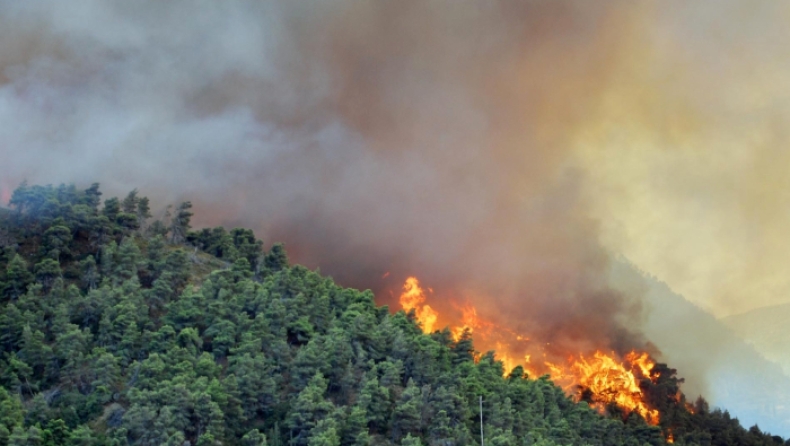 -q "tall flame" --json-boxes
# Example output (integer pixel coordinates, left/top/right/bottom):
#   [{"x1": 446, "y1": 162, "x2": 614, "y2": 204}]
[
  {"x1": 399, "y1": 277, "x2": 439, "y2": 333},
  {"x1": 451, "y1": 304, "x2": 480, "y2": 341},
  {"x1": 397, "y1": 276, "x2": 661, "y2": 425}
]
